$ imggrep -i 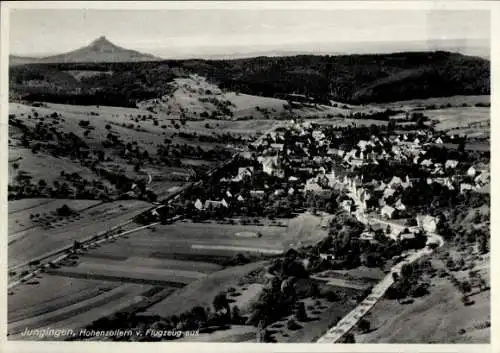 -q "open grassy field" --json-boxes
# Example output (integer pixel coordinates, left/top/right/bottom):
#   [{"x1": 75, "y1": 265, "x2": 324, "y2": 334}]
[
  {"x1": 269, "y1": 295, "x2": 359, "y2": 343},
  {"x1": 356, "y1": 254, "x2": 490, "y2": 343},
  {"x1": 8, "y1": 198, "x2": 56, "y2": 214},
  {"x1": 312, "y1": 117, "x2": 389, "y2": 127},
  {"x1": 283, "y1": 213, "x2": 330, "y2": 249},
  {"x1": 8, "y1": 199, "x2": 152, "y2": 268},
  {"x1": 230, "y1": 283, "x2": 265, "y2": 314},
  {"x1": 8, "y1": 275, "x2": 119, "y2": 324},
  {"x1": 144, "y1": 261, "x2": 267, "y2": 317},
  {"x1": 48, "y1": 261, "x2": 208, "y2": 286},
  {"x1": 425, "y1": 107, "x2": 489, "y2": 138},
  {"x1": 331, "y1": 267, "x2": 386, "y2": 282},
  {"x1": 8, "y1": 271, "x2": 160, "y2": 339},
  {"x1": 83, "y1": 222, "x2": 286, "y2": 263},
  {"x1": 137, "y1": 75, "x2": 353, "y2": 121},
  {"x1": 372, "y1": 95, "x2": 490, "y2": 110},
  {"x1": 8, "y1": 148, "x2": 109, "y2": 187},
  {"x1": 137, "y1": 75, "x2": 289, "y2": 120},
  {"x1": 9, "y1": 198, "x2": 102, "y2": 235},
  {"x1": 183, "y1": 119, "x2": 278, "y2": 137},
  {"x1": 9, "y1": 279, "x2": 153, "y2": 339},
  {"x1": 311, "y1": 275, "x2": 373, "y2": 291}
]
